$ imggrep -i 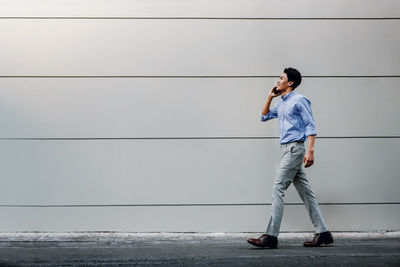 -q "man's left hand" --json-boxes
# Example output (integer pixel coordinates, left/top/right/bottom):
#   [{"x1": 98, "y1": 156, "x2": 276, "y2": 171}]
[{"x1": 303, "y1": 150, "x2": 314, "y2": 168}]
